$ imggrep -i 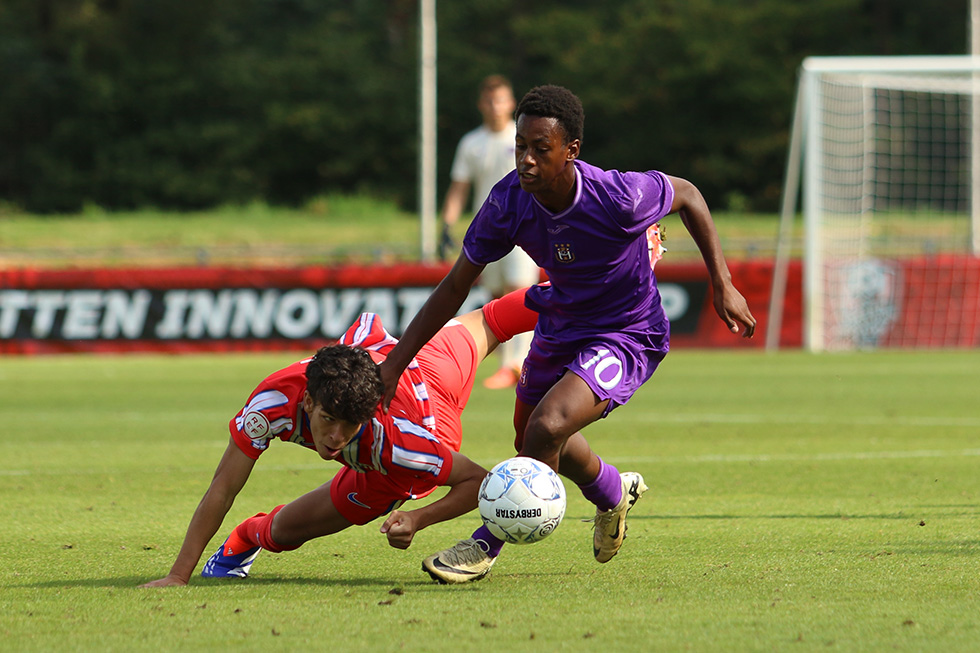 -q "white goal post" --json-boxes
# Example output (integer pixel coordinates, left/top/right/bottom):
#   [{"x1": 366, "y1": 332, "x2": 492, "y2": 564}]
[{"x1": 768, "y1": 56, "x2": 980, "y2": 351}]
